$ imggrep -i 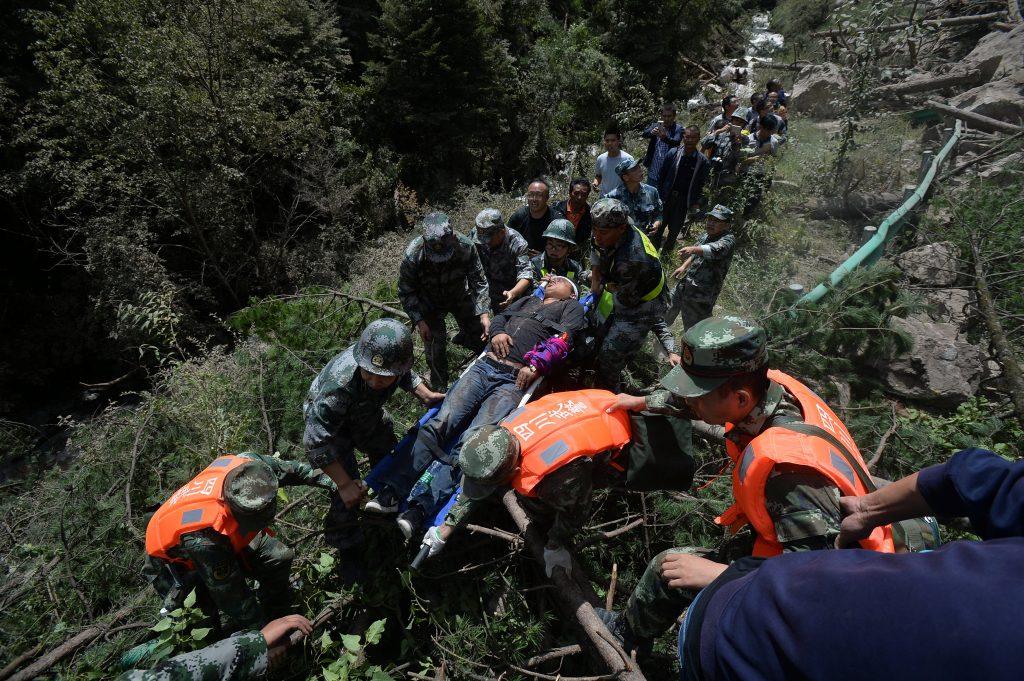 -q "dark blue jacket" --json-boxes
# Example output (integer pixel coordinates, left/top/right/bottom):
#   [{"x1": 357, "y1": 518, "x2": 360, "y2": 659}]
[{"x1": 688, "y1": 448, "x2": 1024, "y2": 681}]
